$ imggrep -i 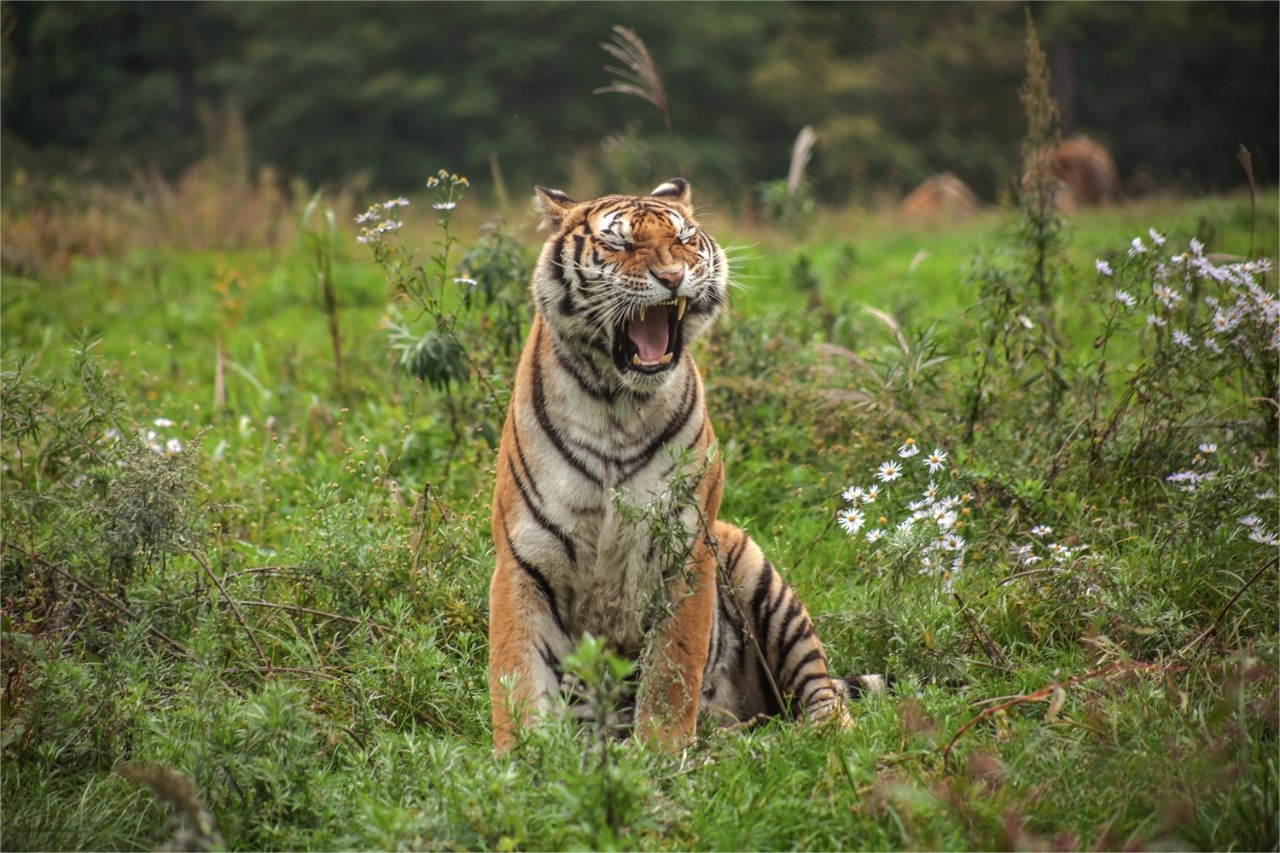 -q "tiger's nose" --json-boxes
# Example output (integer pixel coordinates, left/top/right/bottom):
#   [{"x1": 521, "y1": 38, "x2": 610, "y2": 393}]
[{"x1": 654, "y1": 266, "x2": 684, "y2": 290}]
